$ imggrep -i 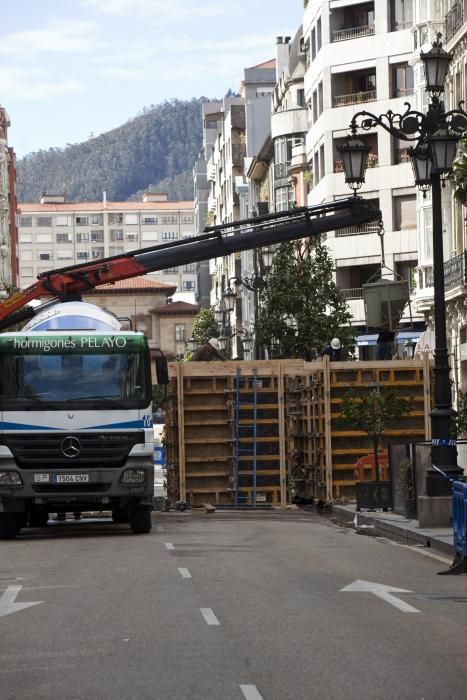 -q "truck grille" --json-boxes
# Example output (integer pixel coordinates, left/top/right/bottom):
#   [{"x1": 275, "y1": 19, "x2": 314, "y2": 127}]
[
  {"x1": 2, "y1": 432, "x2": 145, "y2": 469},
  {"x1": 31, "y1": 483, "x2": 111, "y2": 493}
]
